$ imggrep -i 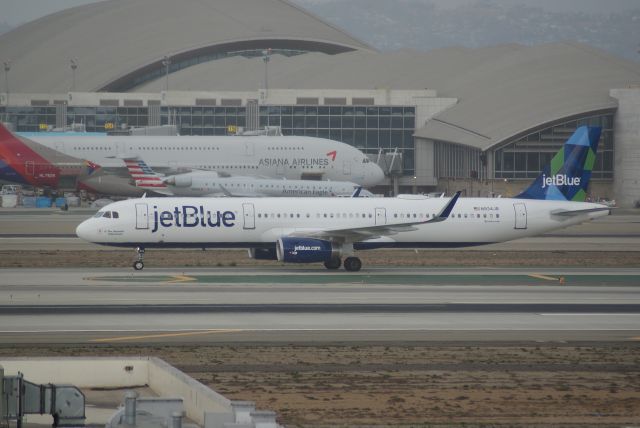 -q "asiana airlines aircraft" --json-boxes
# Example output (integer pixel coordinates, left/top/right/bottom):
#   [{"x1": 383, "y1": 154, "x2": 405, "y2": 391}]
[
  {"x1": 76, "y1": 126, "x2": 610, "y2": 271},
  {"x1": 0, "y1": 123, "x2": 384, "y2": 196}
]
